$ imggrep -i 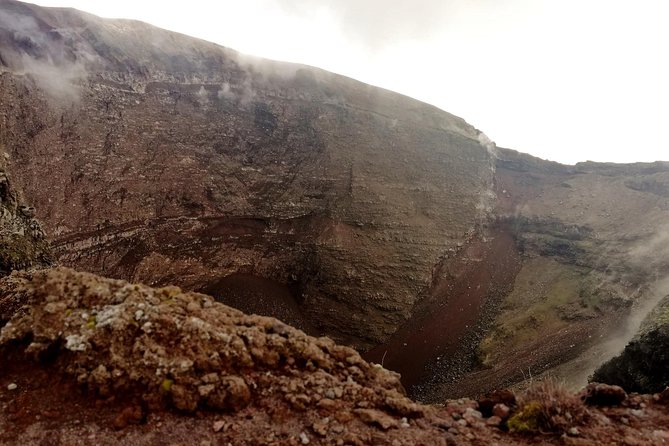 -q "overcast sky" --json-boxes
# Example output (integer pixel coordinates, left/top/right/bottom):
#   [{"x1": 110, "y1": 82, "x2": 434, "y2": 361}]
[{"x1": 30, "y1": 0, "x2": 669, "y2": 165}]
